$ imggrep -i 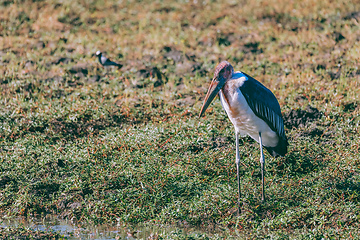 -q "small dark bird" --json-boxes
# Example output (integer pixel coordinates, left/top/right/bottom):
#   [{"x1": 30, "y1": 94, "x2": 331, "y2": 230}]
[
  {"x1": 199, "y1": 61, "x2": 288, "y2": 214},
  {"x1": 95, "y1": 51, "x2": 122, "y2": 68}
]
